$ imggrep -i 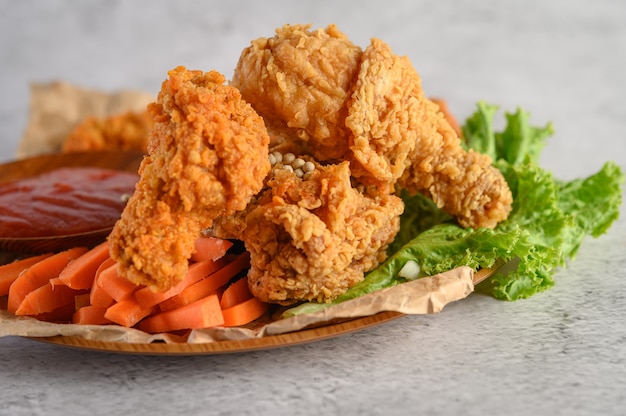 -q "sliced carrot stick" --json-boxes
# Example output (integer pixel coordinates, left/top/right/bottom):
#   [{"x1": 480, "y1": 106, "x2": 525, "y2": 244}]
[
  {"x1": 219, "y1": 277, "x2": 252, "y2": 309},
  {"x1": 97, "y1": 263, "x2": 140, "y2": 302},
  {"x1": 221, "y1": 297, "x2": 270, "y2": 327},
  {"x1": 56, "y1": 241, "x2": 111, "y2": 289},
  {"x1": 7, "y1": 246, "x2": 88, "y2": 313},
  {"x1": 158, "y1": 252, "x2": 250, "y2": 312},
  {"x1": 74, "y1": 293, "x2": 91, "y2": 310},
  {"x1": 90, "y1": 258, "x2": 116, "y2": 308},
  {"x1": 104, "y1": 296, "x2": 154, "y2": 327},
  {"x1": 15, "y1": 283, "x2": 87, "y2": 316},
  {"x1": 73, "y1": 305, "x2": 112, "y2": 325},
  {"x1": 0, "y1": 253, "x2": 53, "y2": 296},
  {"x1": 134, "y1": 258, "x2": 226, "y2": 308},
  {"x1": 35, "y1": 303, "x2": 77, "y2": 323},
  {"x1": 190, "y1": 237, "x2": 233, "y2": 262},
  {"x1": 137, "y1": 294, "x2": 224, "y2": 333}
]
